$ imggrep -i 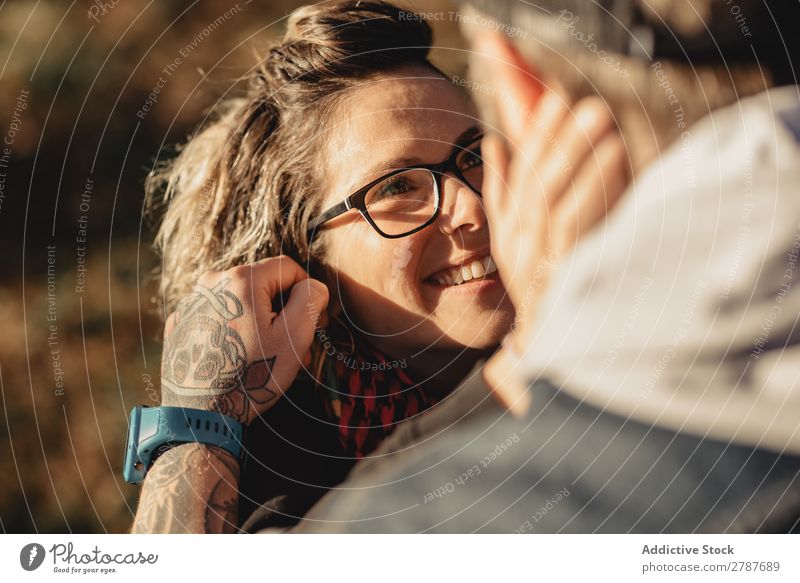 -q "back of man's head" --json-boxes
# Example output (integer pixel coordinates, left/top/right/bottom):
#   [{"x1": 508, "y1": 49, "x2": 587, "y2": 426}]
[{"x1": 458, "y1": 0, "x2": 800, "y2": 161}]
